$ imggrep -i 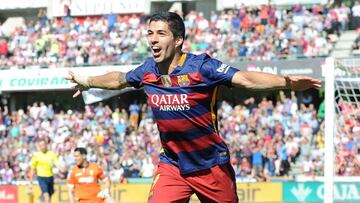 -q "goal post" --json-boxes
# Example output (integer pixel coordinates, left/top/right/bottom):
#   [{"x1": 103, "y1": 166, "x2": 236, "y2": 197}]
[{"x1": 324, "y1": 57, "x2": 335, "y2": 203}]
